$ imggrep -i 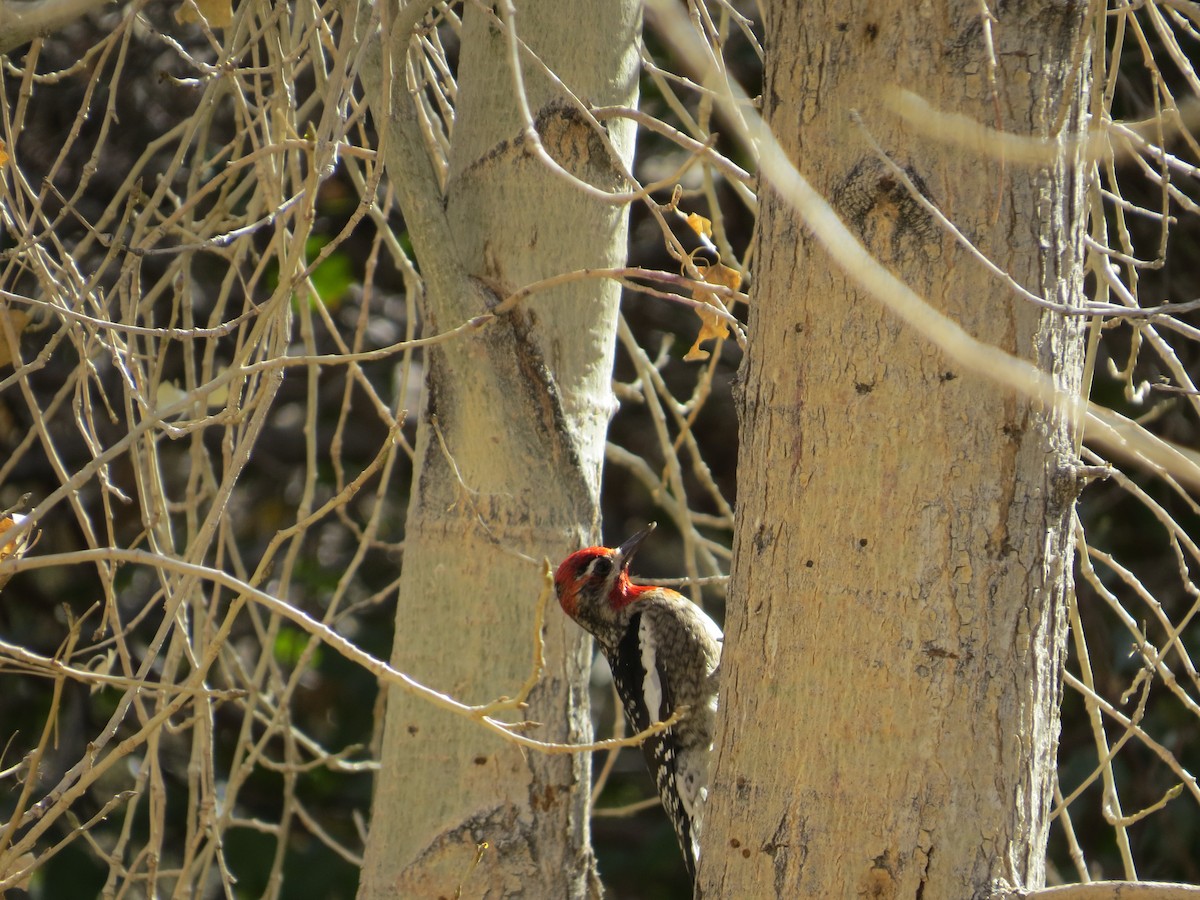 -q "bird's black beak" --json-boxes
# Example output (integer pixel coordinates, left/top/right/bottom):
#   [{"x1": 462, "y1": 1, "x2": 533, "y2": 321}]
[{"x1": 616, "y1": 522, "x2": 656, "y2": 569}]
